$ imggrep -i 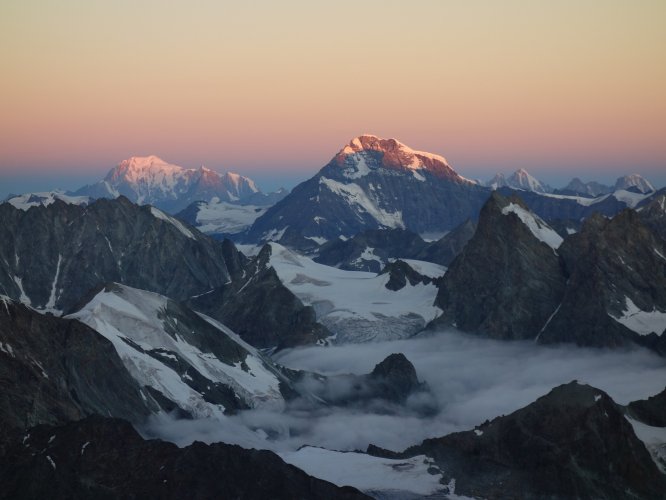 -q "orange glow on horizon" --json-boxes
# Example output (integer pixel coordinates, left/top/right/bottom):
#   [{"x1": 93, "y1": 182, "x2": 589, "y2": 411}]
[{"x1": 0, "y1": 1, "x2": 664, "y2": 182}]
